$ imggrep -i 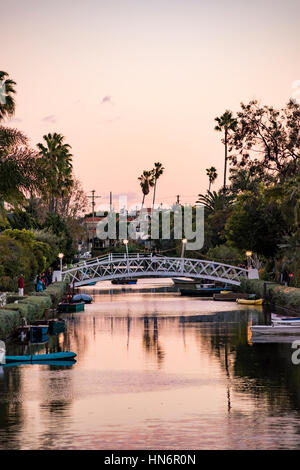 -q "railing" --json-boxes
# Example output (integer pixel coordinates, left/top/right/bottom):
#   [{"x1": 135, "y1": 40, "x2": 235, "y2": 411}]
[{"x1": 62, "y1": 253, "x2": 249, "y2": 287}]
